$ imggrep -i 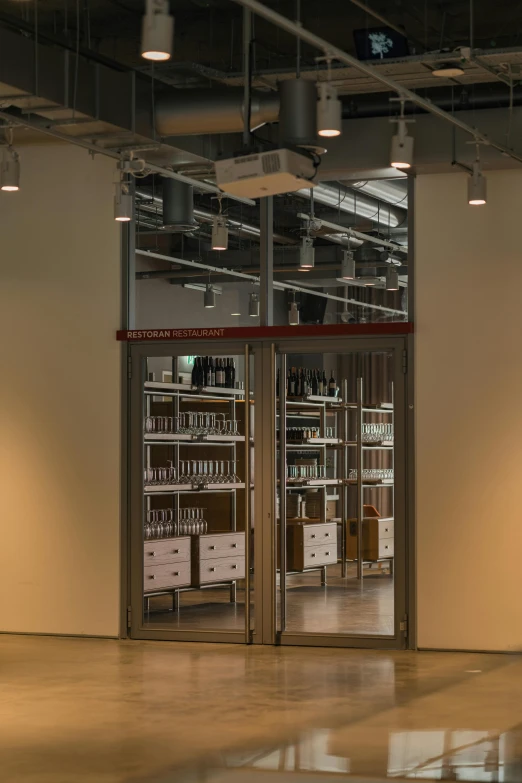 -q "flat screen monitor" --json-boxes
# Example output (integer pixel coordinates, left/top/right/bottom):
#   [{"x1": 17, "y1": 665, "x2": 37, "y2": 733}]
[{"x1": 353, "y1": 26, "x2": 409, "y2": 60}]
